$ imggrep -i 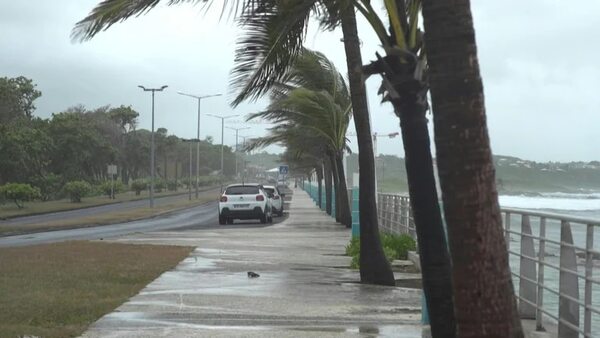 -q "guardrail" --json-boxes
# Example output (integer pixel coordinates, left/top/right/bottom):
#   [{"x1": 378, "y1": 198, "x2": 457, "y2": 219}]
[{"x1": 376, "y1": 192, "x2": 599, "y2": 338}]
